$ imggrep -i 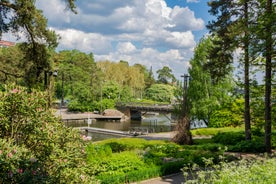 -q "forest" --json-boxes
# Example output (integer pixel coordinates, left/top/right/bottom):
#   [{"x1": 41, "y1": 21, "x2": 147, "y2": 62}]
[{"x1": 0, "y1": 0, "x2": 275, "y2": 183}]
